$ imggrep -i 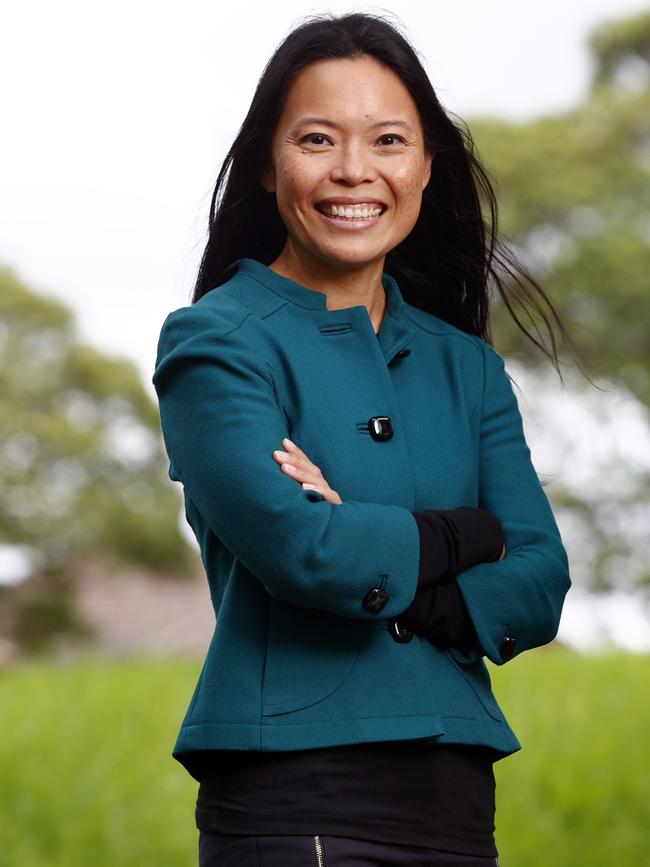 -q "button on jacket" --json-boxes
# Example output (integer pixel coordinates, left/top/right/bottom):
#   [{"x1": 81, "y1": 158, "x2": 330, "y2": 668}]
[{"x1": 152, "y1": 257, "x2": 572, "y2": 777}]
